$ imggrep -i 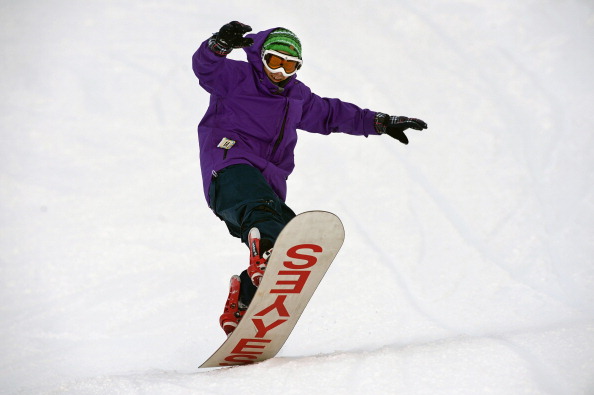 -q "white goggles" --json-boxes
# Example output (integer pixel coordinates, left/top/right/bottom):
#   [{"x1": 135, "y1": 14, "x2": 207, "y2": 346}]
[{"x1": 261, "y1": 49, "x2": 303, "y2": 77}]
